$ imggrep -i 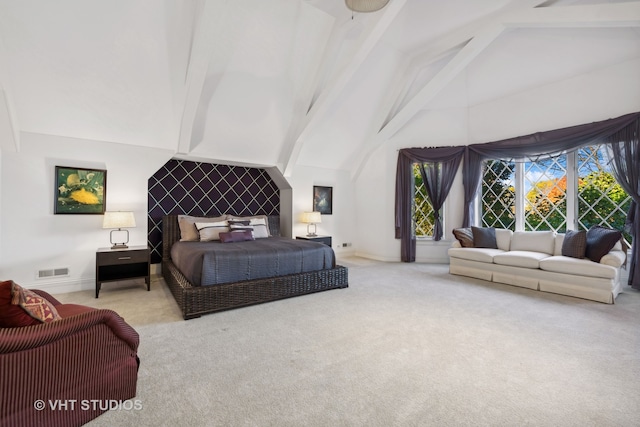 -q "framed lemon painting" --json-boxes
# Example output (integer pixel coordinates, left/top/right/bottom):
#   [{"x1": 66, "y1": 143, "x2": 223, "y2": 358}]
[{"x1": 55, "y1": 166, "x2": 107, "y2": 214}]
